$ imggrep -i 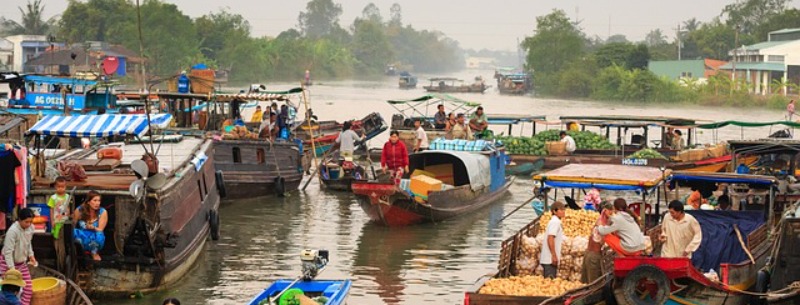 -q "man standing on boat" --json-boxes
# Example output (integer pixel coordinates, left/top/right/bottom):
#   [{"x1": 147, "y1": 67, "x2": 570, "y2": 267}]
[
  {"x1": 449, "y1": 114, "x2": 474, "y2": 140},
  {"x1": 469, "y1": 106, "x2": 489, "y2": 138},
  {"x1": 560, "y1": 131, "x2": 576, "y2": 154},
  {"x1": 413, "y1": 119, "x2": 429, "y2": 152},
  {"x1": 660, "y1": 200, "x2": 702, "y2": 258},
  {"x1": 540, "y1": 201, "x2": 565, "y2": 279},
  {"x1": 336, "y1": 121, "x2": 364, "y2": 160},
  {"x1": 434, "y1": 104, "x2": 447, "y2": 129}
]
